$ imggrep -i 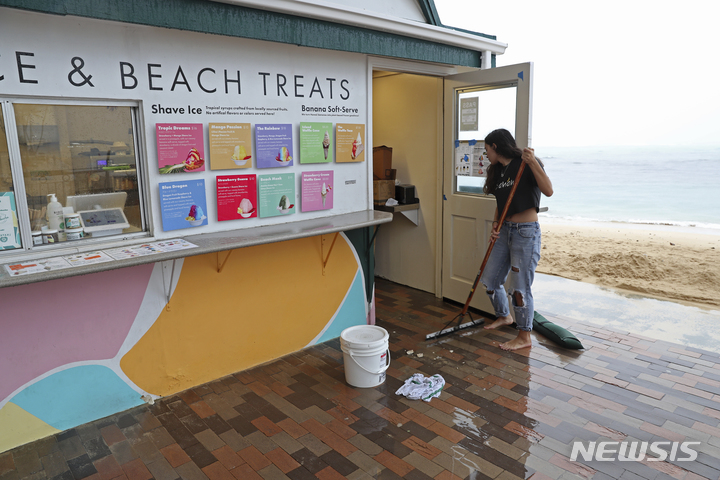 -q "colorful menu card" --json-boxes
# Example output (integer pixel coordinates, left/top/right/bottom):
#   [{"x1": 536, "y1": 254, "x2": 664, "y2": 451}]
[
  {"x1": 156, "y1": 123, "x2": 205, "y2": 174},
  {"x1": 159, "y1": 179, "x2": 208, "y2": 231},
  {"x1": 216, "y1": 175, "x2": 257, "y2": 221},
  {"x1": 255, "y1": 124, "x2": 293, "y2": 168},
  {"x1": 209, "y1": 123, "x2": 253, "y2": 170},
  {"x1": 258, "y1": 173, "x2": 295, "y2": 218},
  {"x1": 336, "y1": 124, "x2": 365, "y2": 163},
  {"x1": 301, "y1": 171, "x2": 333, "y2": 212},
  {"x1": 299, "y1": 122, "x2": 333, "y2": 164}
]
